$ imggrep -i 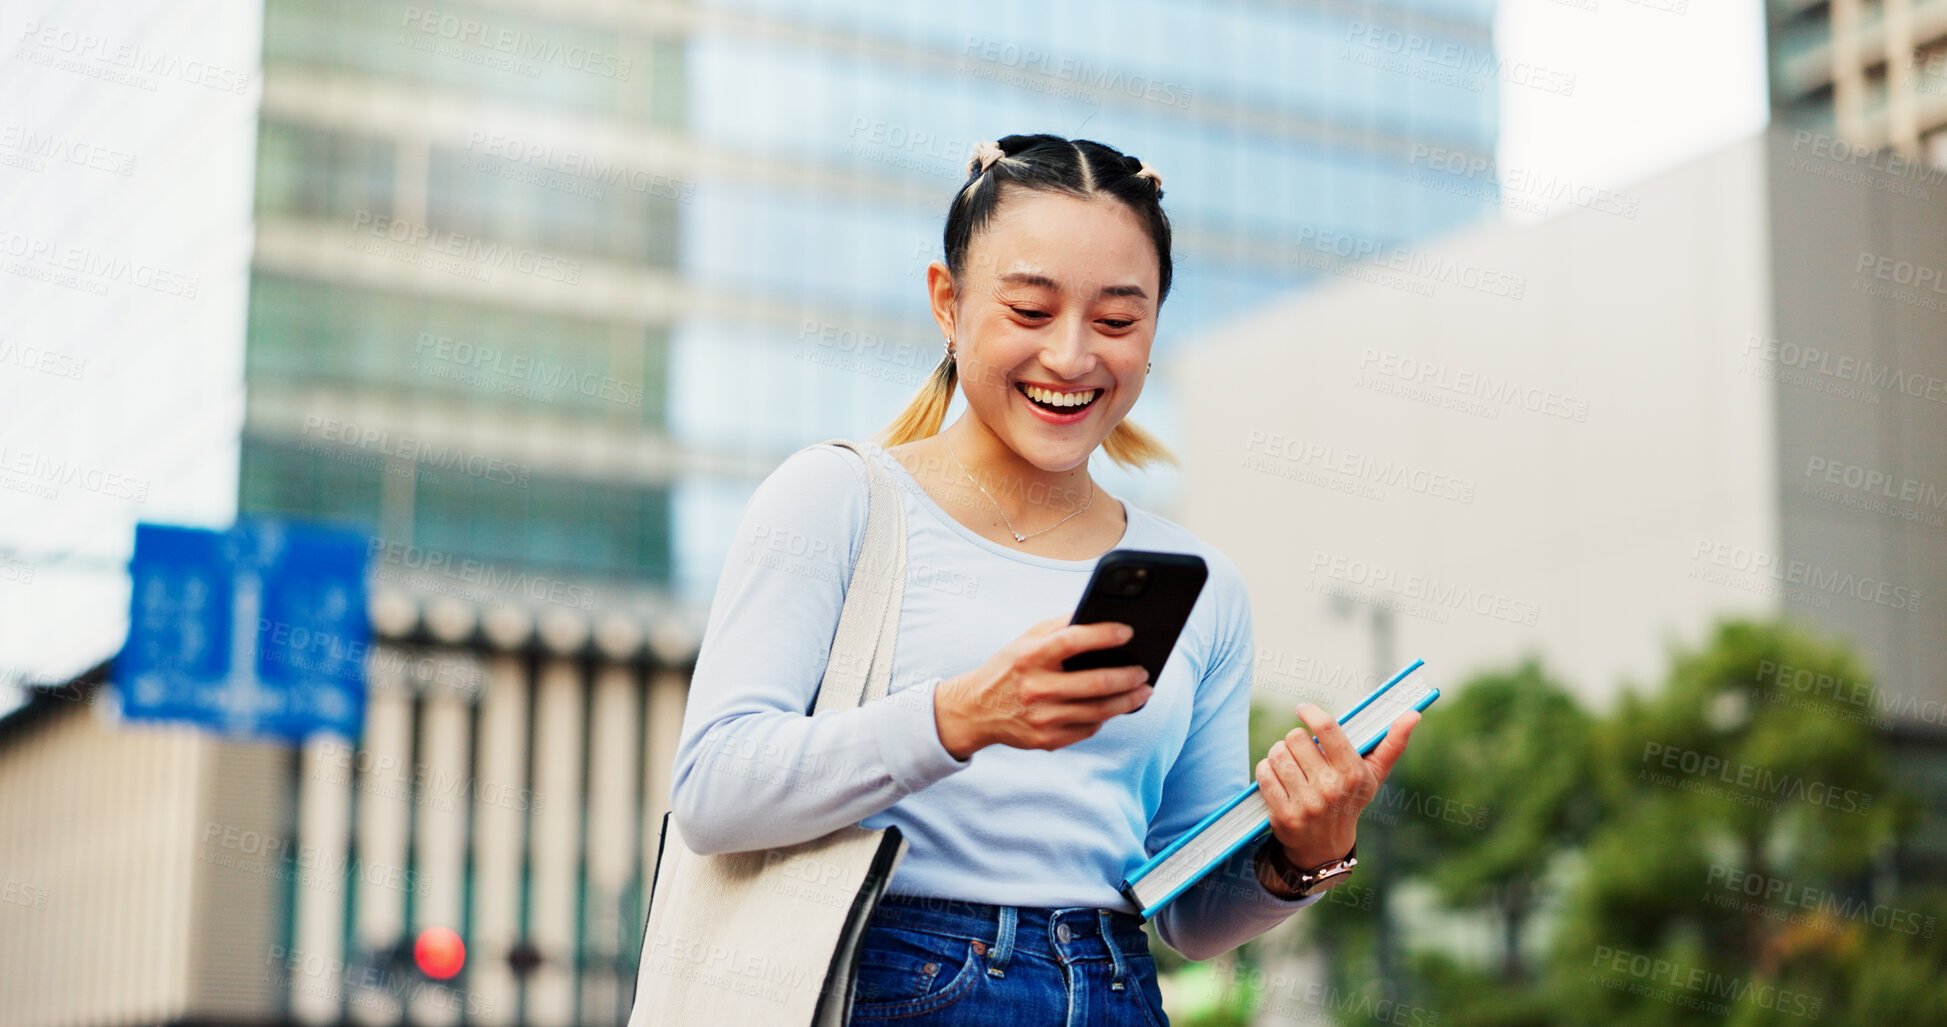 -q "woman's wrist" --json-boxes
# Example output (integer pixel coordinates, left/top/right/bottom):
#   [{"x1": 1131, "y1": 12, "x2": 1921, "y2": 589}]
[
  {"x1": 1255, "y1": 842, "x2": 1305, "y2": 899},
  {"x1": 1257, "y1": 837, "x2": 1357, "y2": 899},
  {"x1": 933, "y1": 673, "x2": 984, "y2": 761},
  {"x1": 1286, "y1": 837, "x2": 1356, "y2": 870}
]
